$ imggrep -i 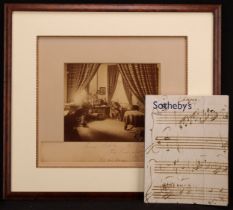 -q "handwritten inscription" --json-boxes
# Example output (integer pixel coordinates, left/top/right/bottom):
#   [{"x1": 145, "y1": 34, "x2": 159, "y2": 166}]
[
  {"x1": 151, "y1": 184, "x2": 228, "y2": 202},
  {"x1": 145, "y1": 96, "x2": 229, "y2": 206},
  {"x1": 152, "y1": 160, "x2": 228, "y2": 175}
]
